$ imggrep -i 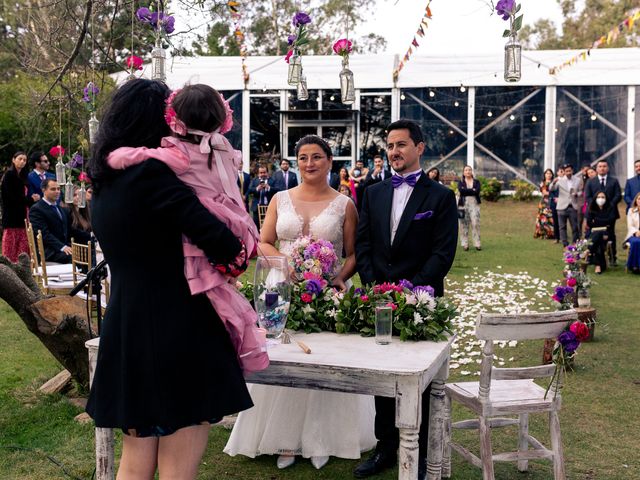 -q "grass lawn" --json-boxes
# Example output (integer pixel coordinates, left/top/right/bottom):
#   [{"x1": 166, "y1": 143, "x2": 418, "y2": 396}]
[{"x1": 1, "y1": 199, "x2": 639, "y2": 479}]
